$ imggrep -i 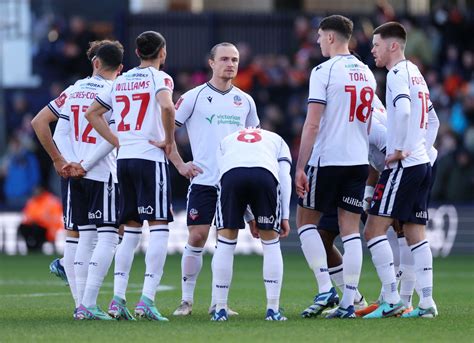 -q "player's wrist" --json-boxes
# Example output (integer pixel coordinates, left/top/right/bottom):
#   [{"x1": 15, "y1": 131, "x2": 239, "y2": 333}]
[{"x1": 364, "y1": 185, "x2": 375, "y2": 199}]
